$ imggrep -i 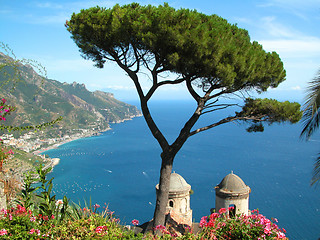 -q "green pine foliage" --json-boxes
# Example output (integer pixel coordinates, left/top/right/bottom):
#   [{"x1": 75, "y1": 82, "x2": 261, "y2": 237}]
[
  {"x1": 237, "y1": 98, "x2": 302, "y2": 132},
  {"x1": 66, "y1": 3, "x2": 285, "y2": 93}
]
